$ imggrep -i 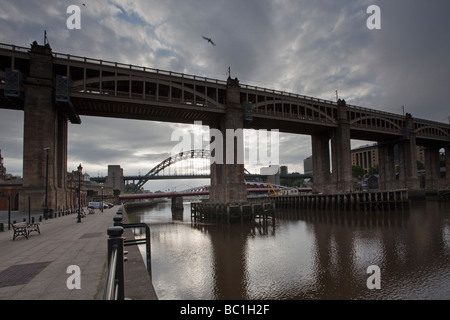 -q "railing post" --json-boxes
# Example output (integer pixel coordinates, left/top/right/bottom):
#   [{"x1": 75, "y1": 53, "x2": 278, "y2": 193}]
[
  {"x1": 144, "y1": 225, "x2": 152, "y2": 278},
  {"x1": 107, "y1": 226, "x2": 125, "y2": 300},
  {"x1": 113, "y1": 214, "x2": 123, "y2": 226}
]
